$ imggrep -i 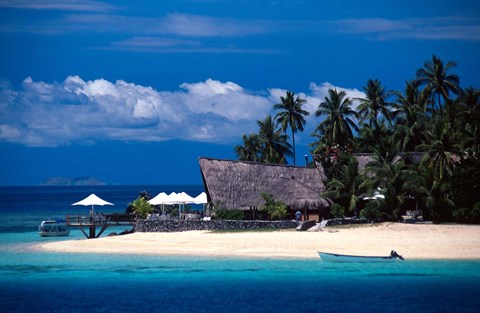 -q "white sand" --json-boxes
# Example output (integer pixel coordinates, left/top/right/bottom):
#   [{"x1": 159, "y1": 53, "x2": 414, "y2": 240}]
[{"x1": 37, "y1": 223, "x2": 480, "y2": 259}]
